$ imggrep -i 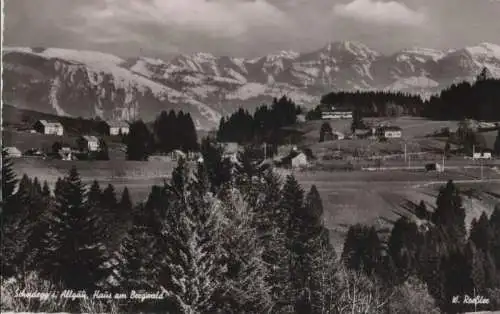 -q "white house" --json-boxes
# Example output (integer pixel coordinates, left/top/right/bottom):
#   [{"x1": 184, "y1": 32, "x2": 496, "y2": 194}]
[
  {"x1": 80, "y1": 135, "x2": 100, "y2": 152},
  {"x1": 377, "y1": 126, "x2": 402, "y2": 139},
  {"x1": 107, "y1": 121, "x2": 130, "y2": 136},
  {"x1": 33, "y1": 120, "x2": 64, "y2": 136},
  {"x1": 5, "y1": 146, "x2": 22, "y2": 158},
  {"x1": 473, "y1": 151, "x2": 492, "y2": 160},
  {"x1": 291, "y1": 152, "x2": 308, "y2": 168},
  {"x1": 321, "y1": 106, "x2": 353, "y2": 120}
]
